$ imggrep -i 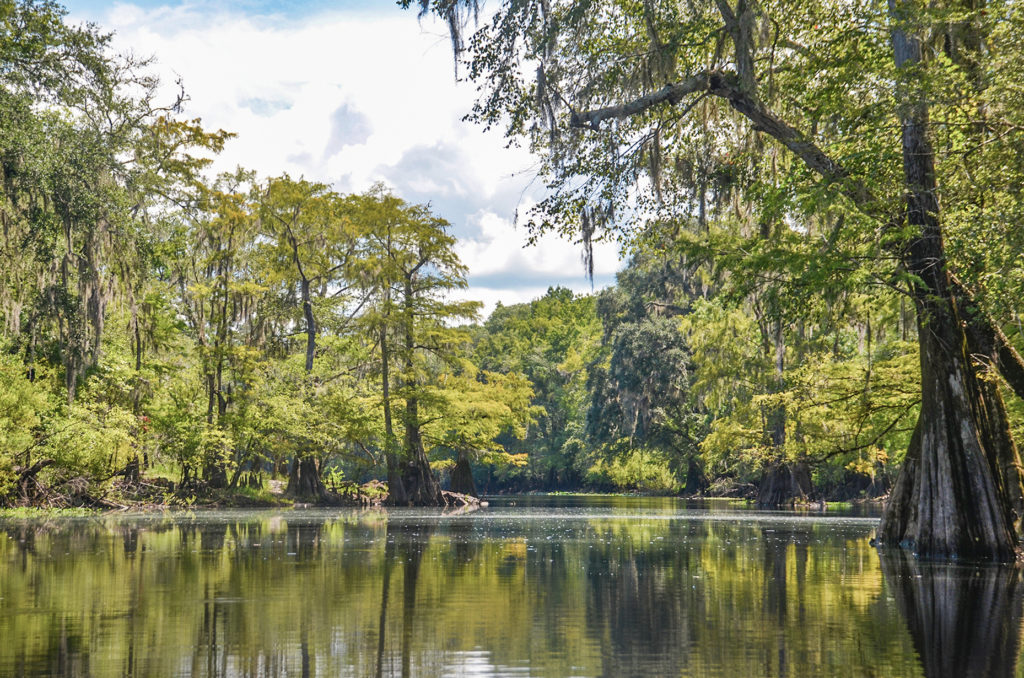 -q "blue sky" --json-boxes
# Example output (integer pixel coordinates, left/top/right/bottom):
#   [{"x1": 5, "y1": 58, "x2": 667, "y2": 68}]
[{"x1": 62, "y1": 0, "x2": 621, "y2": 316}]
